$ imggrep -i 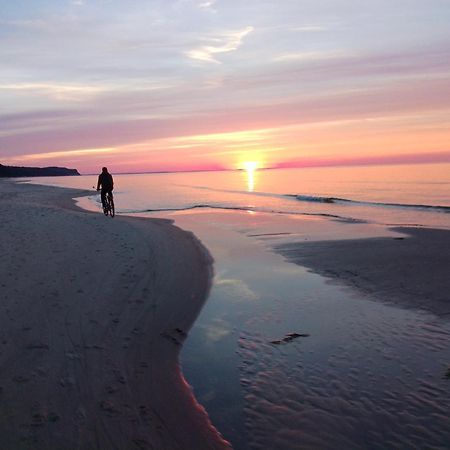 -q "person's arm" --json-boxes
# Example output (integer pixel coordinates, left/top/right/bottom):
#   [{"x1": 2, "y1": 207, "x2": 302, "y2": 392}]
[{"x1": 96, "y1": 175, "x2": 101, "y2": 191}]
